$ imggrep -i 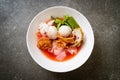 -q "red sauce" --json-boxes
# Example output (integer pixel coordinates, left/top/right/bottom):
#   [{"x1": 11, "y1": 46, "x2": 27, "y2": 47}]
[
  {"x1": 36, "y1": 31, "x2": 42, "y2": 40},
  {"x1": 36, "y1": 32, "x2": 83, "y2": 62},
  {"x1": 38, "y1": 40, "x2": 82, "y2": 62},
  {"x1": 40, "y1": 45, "x2": 82, "y2": 62}
]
